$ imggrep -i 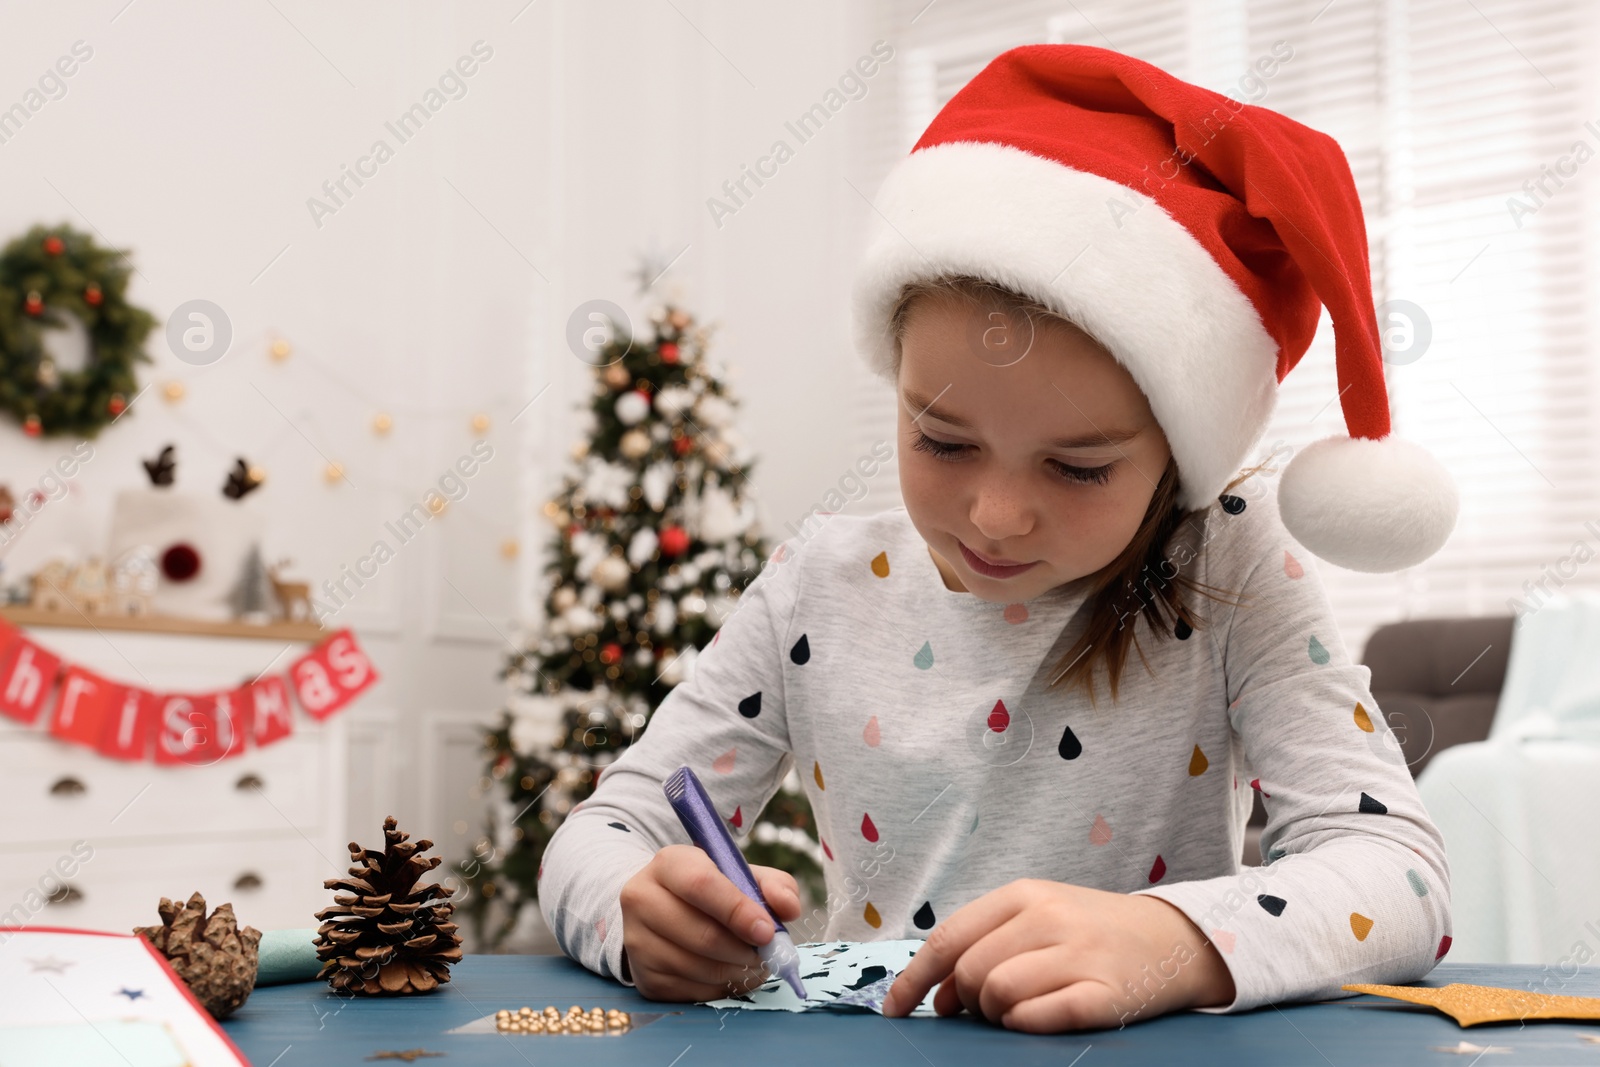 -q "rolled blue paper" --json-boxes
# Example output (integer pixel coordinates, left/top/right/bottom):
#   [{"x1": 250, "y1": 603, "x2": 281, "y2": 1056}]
[{"x1": 255, "y1": 928, "x2": 322, "y2": 986}]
